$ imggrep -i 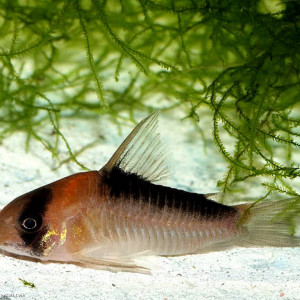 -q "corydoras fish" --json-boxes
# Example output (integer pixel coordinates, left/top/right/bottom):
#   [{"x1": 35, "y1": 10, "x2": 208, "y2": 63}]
[{"x1": 0, "y1": 112, "x2": 299, "y2": 273}]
